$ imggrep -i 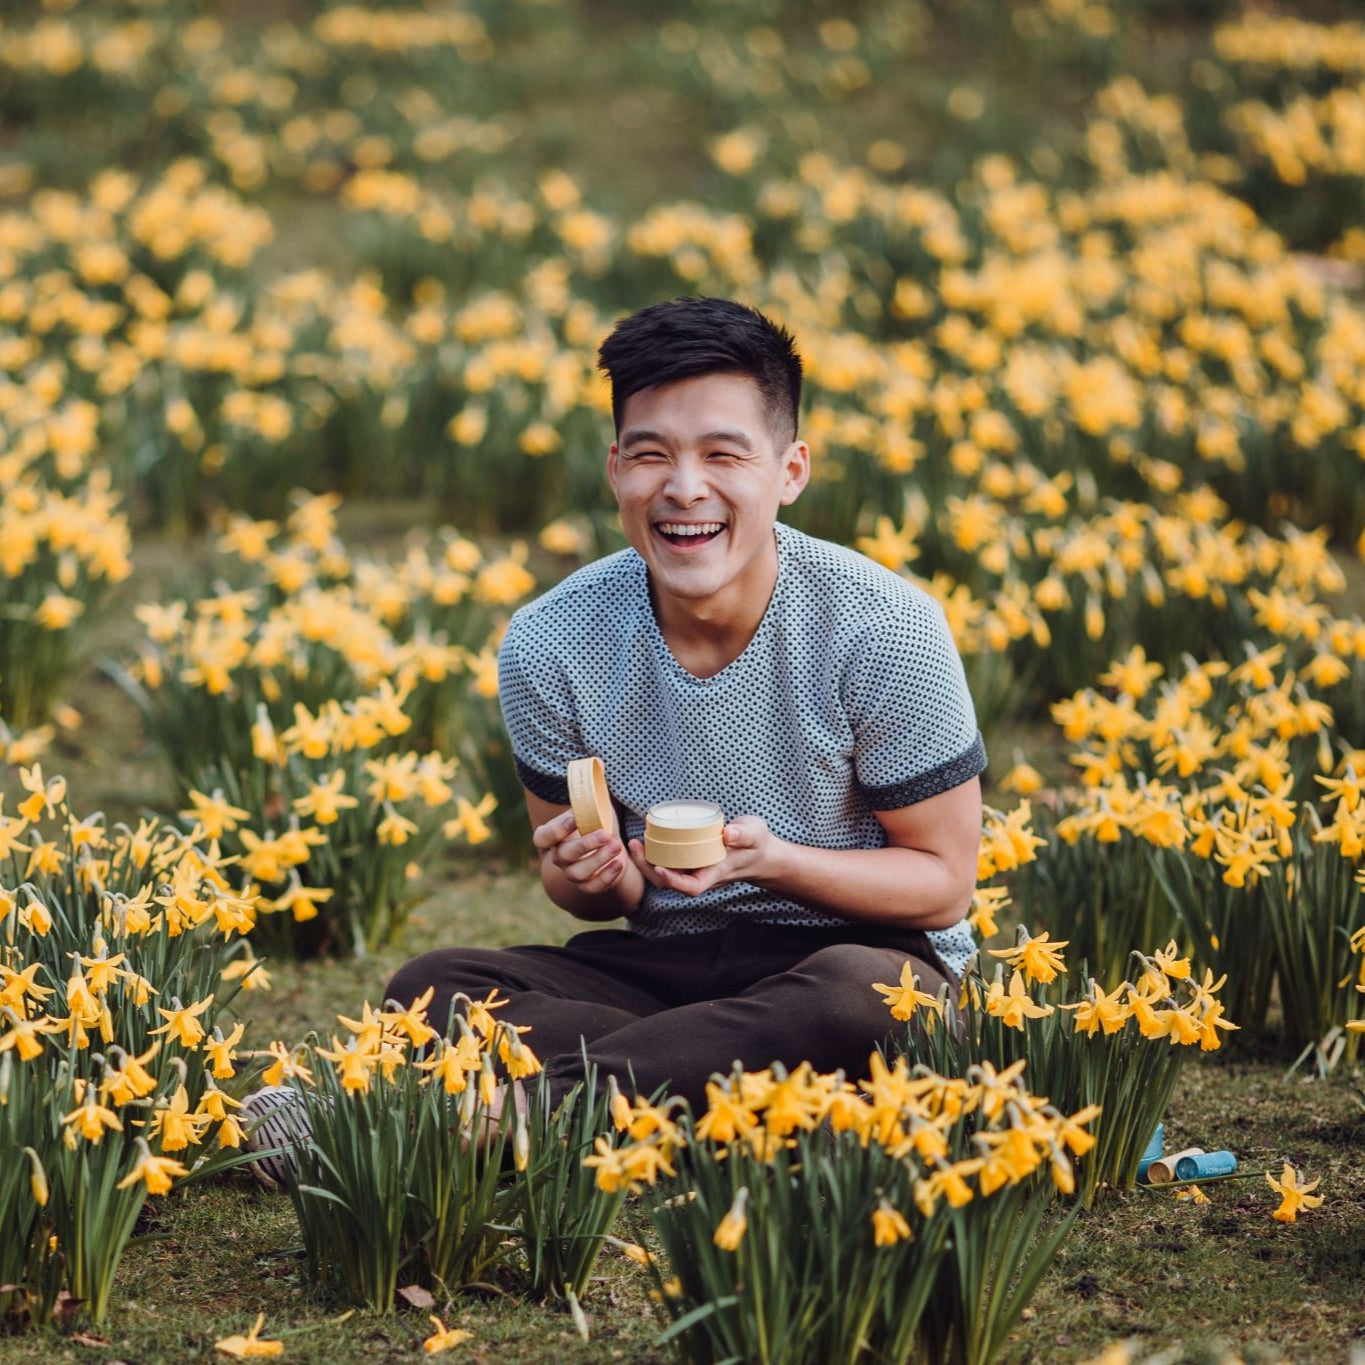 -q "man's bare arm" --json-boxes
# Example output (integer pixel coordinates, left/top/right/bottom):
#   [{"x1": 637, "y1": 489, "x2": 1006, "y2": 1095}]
[
  {"x1": 524, "y1": 788, "x2": 647, "y2": 922},
  {"x1": 626, "y1": 777, "x2": 981, "y2": 932}
]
